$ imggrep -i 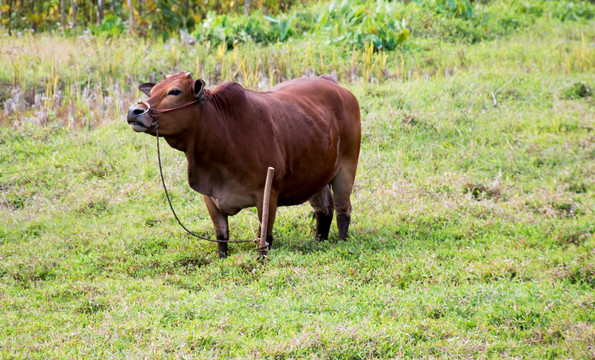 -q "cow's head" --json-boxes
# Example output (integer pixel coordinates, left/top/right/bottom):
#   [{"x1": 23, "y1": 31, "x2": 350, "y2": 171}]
[{"x1": 127, "y1": 72, "x2": 206, "y2": 135}]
